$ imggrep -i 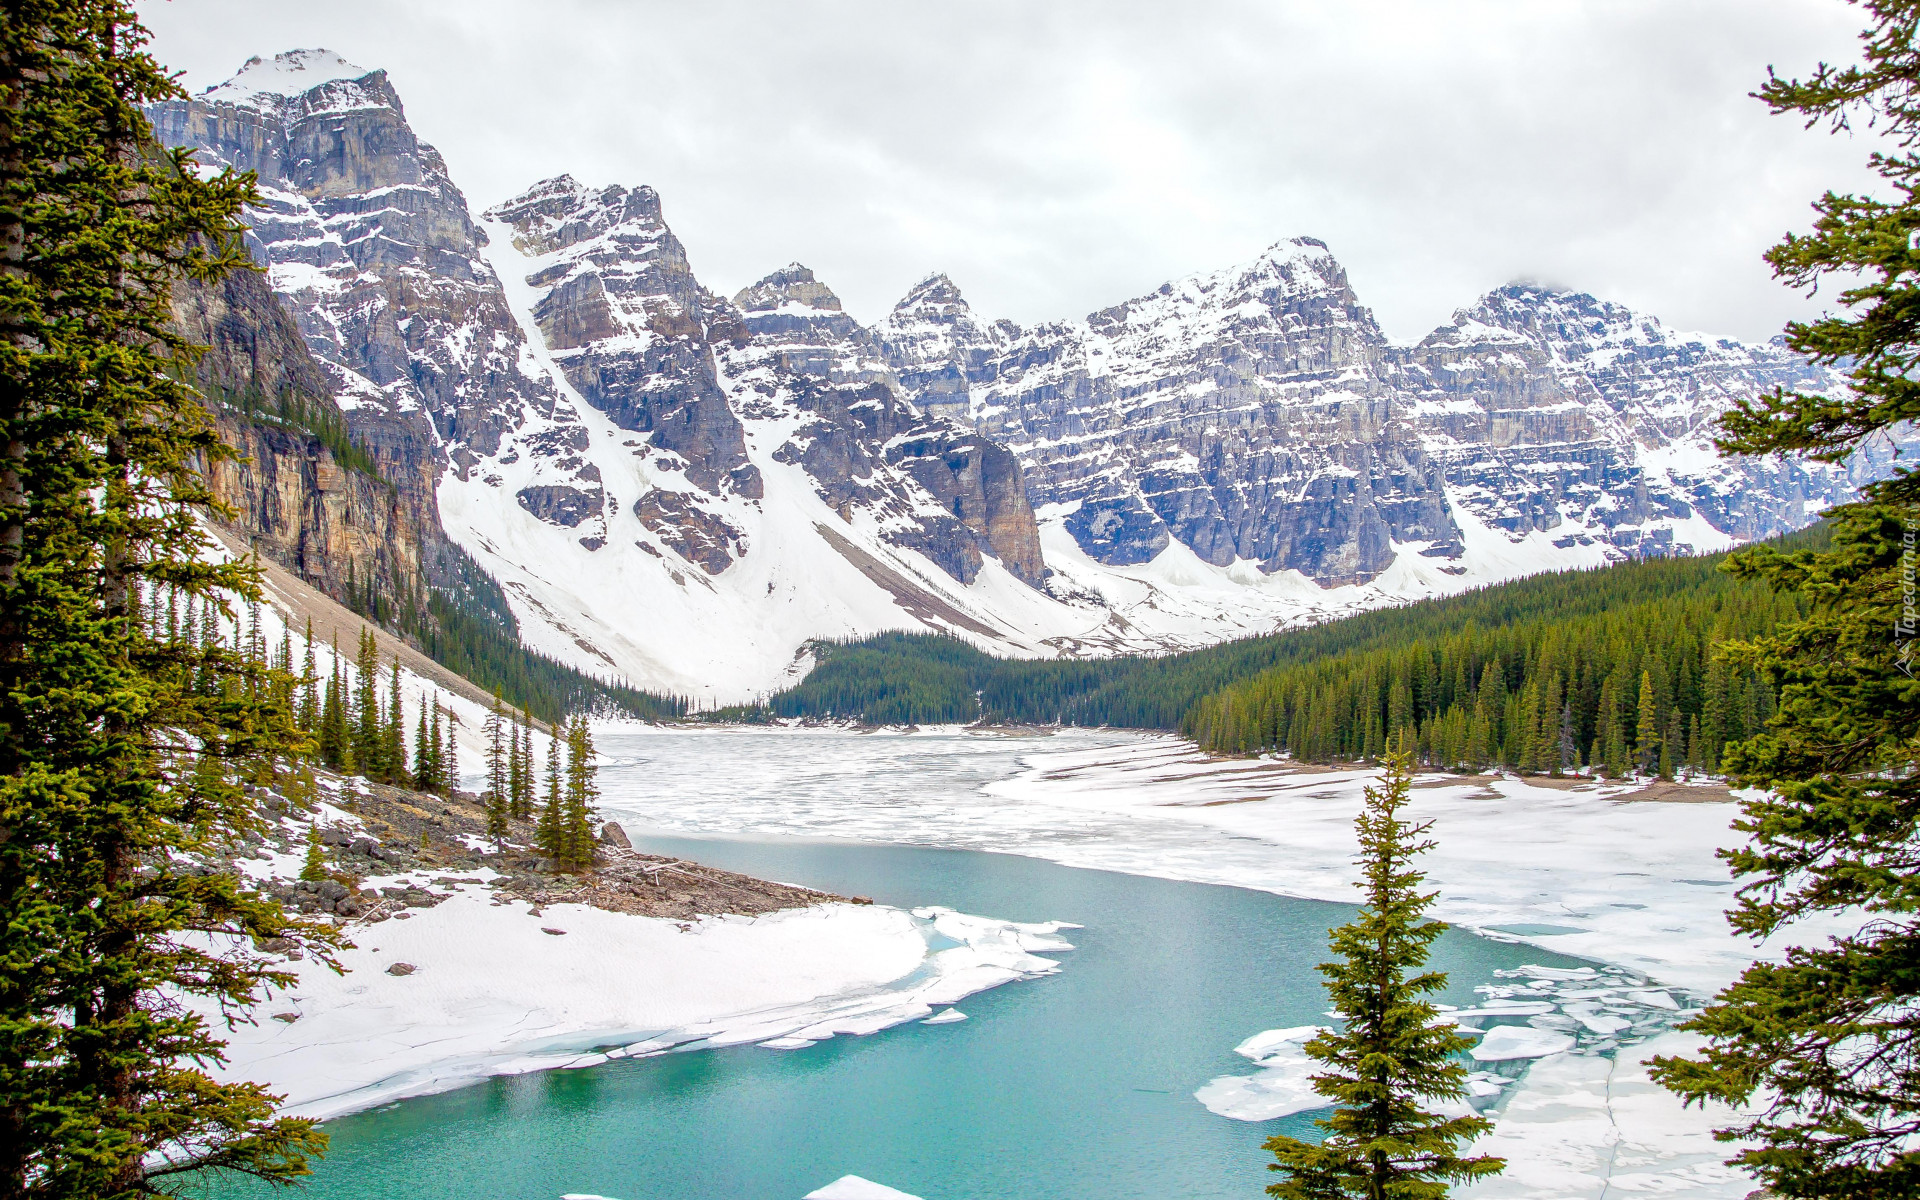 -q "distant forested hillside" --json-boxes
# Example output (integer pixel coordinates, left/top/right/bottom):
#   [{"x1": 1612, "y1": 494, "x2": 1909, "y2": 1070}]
[{"x1": 765, "y1": 532, "x2": 1816, "y2": 772}]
